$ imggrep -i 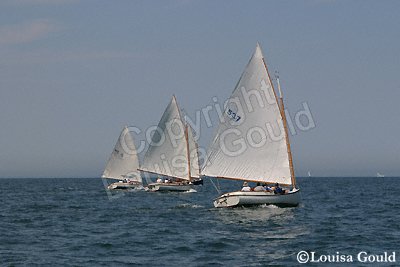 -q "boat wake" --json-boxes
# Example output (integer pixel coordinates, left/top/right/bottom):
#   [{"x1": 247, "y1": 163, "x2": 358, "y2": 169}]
[
  {"x1": 258, "y1": 204, "x2": 279, "y2": 209},
  {"x1": 175, "y1": 203, "x2": 204, "y2": 209},
  {"x1": 184, "y1": 189, "x2": 197, "y2": 193}
]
